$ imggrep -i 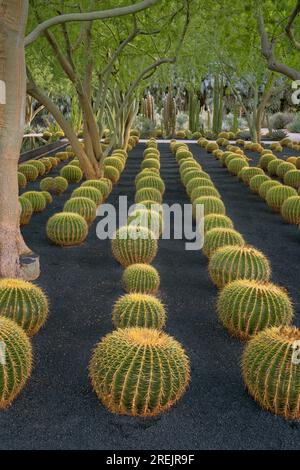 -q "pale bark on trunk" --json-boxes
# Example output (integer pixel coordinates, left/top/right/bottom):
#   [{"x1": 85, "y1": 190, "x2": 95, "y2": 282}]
[{"x1": 0, "y1": 0, "x2": 36, "y2": 279}]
